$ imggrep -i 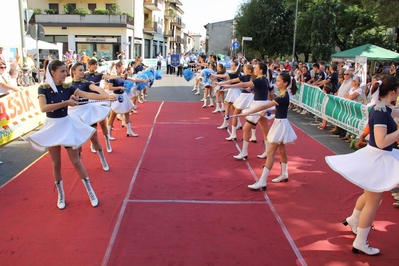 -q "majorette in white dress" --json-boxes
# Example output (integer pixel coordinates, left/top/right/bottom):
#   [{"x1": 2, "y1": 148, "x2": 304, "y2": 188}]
[
  {"x1": 27, "y1": 83, "x2": 95, "y2": 152},
  {"x1": 326, "y1": 103, "x2": 399, "y2": 192}
]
